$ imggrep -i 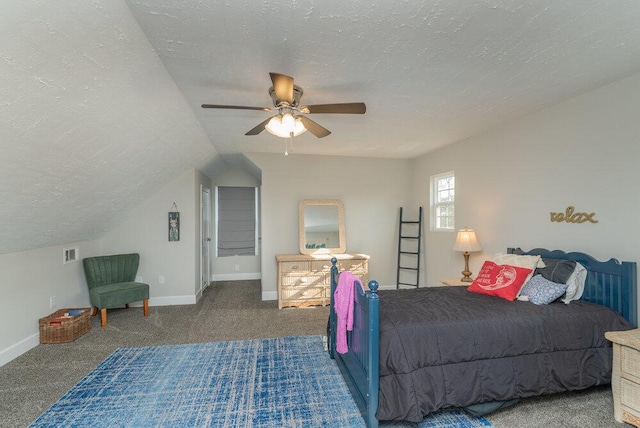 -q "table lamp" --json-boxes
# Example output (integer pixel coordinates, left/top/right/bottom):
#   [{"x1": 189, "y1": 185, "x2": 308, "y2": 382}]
[{"x1": 452, "y1": 227, "x2": 482, "y2": 282}]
